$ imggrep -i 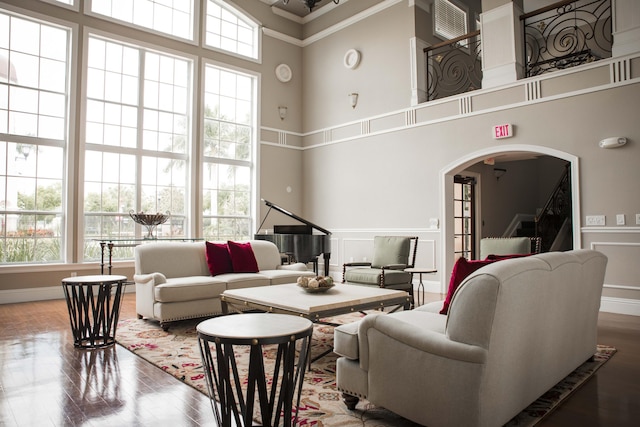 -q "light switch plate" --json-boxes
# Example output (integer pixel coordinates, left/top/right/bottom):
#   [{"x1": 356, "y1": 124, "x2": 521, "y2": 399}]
[
  {"x1": 616, "y1": 214, "x2": 625, "y2": 225},
  {"x1": 586, "y1": 215, "x2": 606, "y2": 226},
  {"x1": 636, "y1": 214, "x2": 640, "y2": 225}
]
